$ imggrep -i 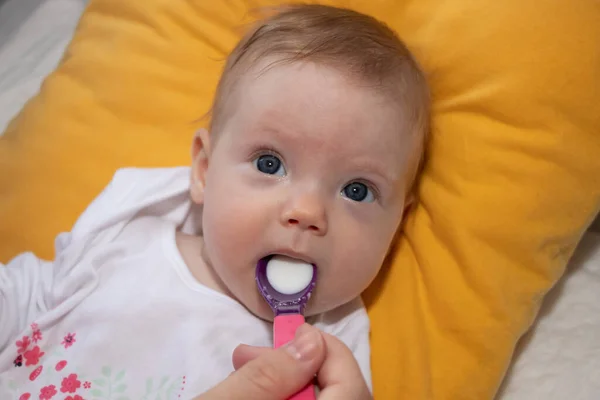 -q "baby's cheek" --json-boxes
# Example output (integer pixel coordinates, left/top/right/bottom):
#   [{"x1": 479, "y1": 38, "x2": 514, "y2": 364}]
[
  {"x1": 330, "y1": 234, "x2": 386, "y2": 294},
  {"x1": 205, "y1": 202, "x2": 246, "y2": 255},
  {"x1": 203, "y1": 189, "x2": 264, "y2": 262}
]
